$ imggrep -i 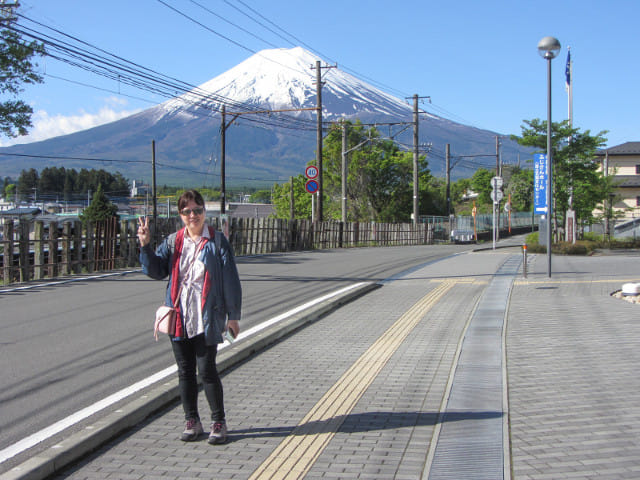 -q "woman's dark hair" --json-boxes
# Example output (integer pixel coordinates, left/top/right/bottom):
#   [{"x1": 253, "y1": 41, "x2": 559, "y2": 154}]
[{"x1": 178, "y1": 190, "x2": 205, "y2": 211}]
